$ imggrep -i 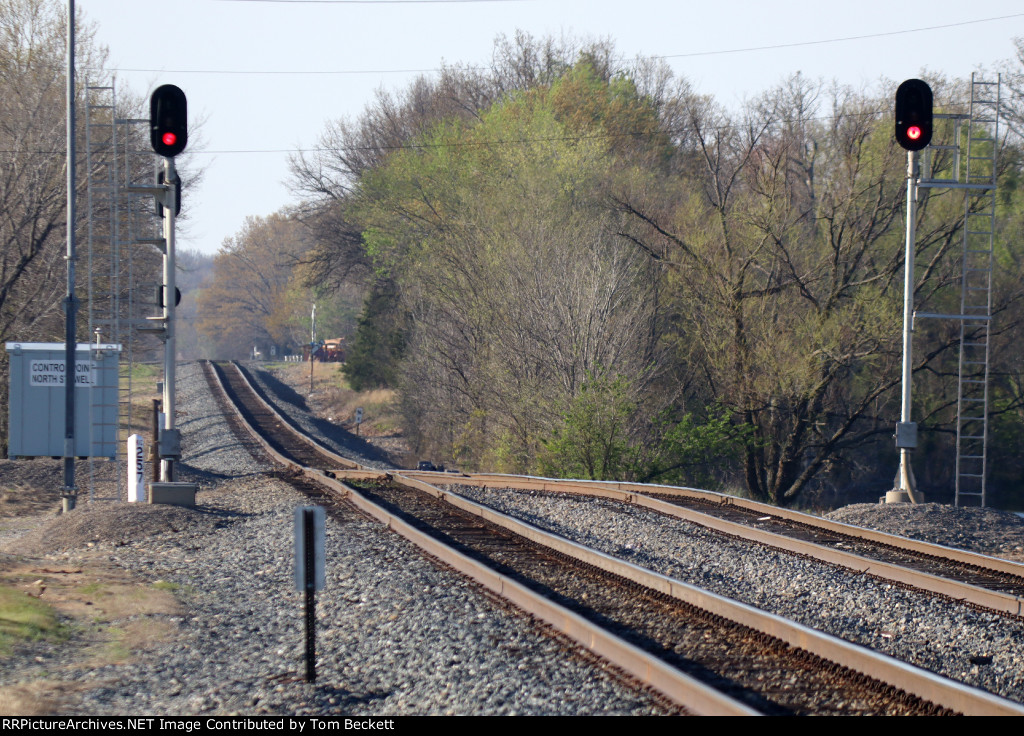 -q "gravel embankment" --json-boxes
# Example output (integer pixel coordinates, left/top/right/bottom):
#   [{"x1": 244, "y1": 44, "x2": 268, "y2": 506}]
[
  {"x1": 0, "y1": 362, "x2": 674, "y2": 716},
  {"x1": 445, "y1": 484, "x2": 1024, "y2": 704}
]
